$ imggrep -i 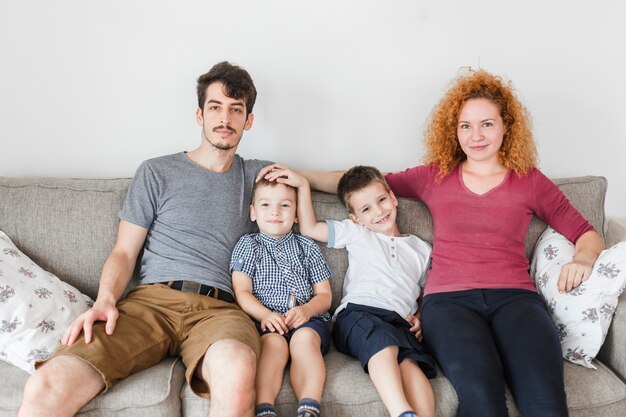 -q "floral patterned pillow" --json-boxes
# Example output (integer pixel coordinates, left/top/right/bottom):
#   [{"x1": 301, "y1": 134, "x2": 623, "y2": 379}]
[
  {"x1": 0, "y1": 231, "x2": 93, "y2": 373},
  {"x1": 531, "y1": 227, "x2": 626, "y2": 368}
]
